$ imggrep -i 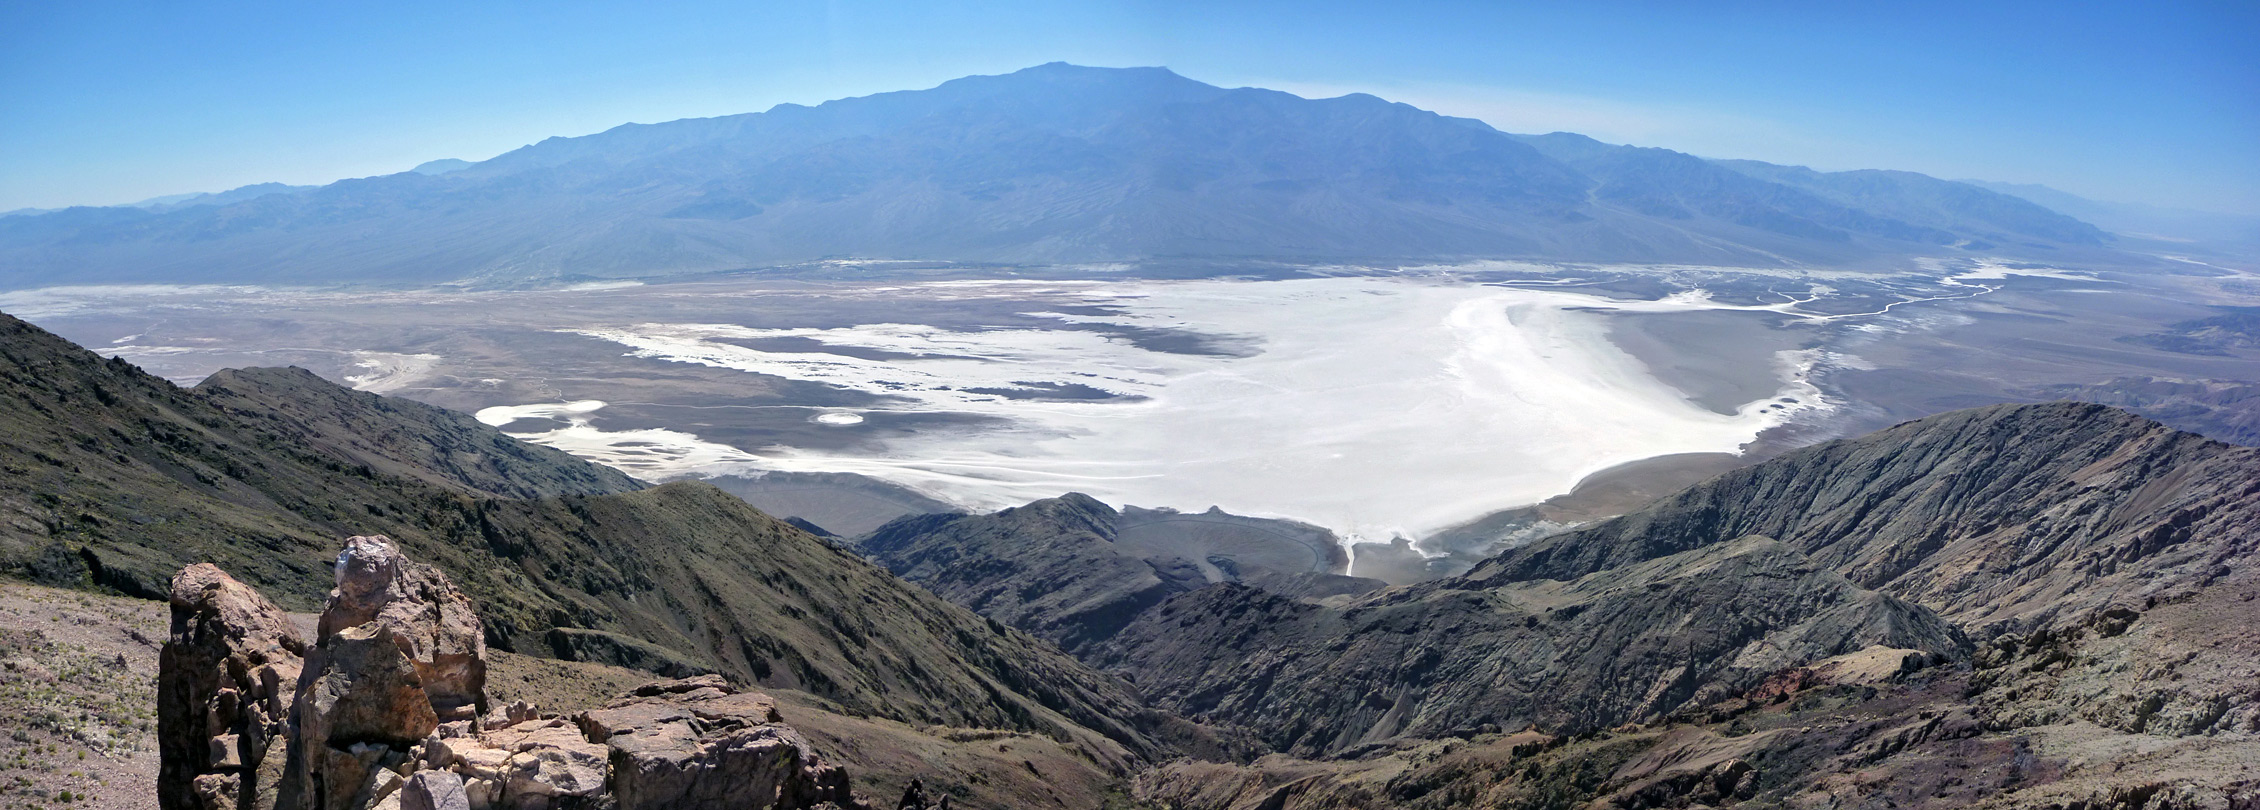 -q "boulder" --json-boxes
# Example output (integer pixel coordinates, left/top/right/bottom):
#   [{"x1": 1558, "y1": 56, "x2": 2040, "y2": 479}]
[
  {"x1": 297, "y1": 627, "x2": 442, "y2": 750},
  {"x1": 400, "y1": 771, "x2": 469, "y2": 810},
  {"x1": 282, "y1": 537, "x2": 480, "y2": 809},
  {"x1": 320, "y1": 536, "x2": 487, "y2": 721},
  {"x1": 480, "y1": 720, "x2": 609, "y2": 807},
  {"x1": 894, "y1": 779, "x2": 952, "y2": 809},
  {"x1": 482, "y1": 700, "x2": 538, "y2": 731},
  {"x1": 578, "y1": 677, "x2": 853, "y2": 810},
  {"x1": 160, "y1": 563, "x2": 305, "y2": 810}
]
